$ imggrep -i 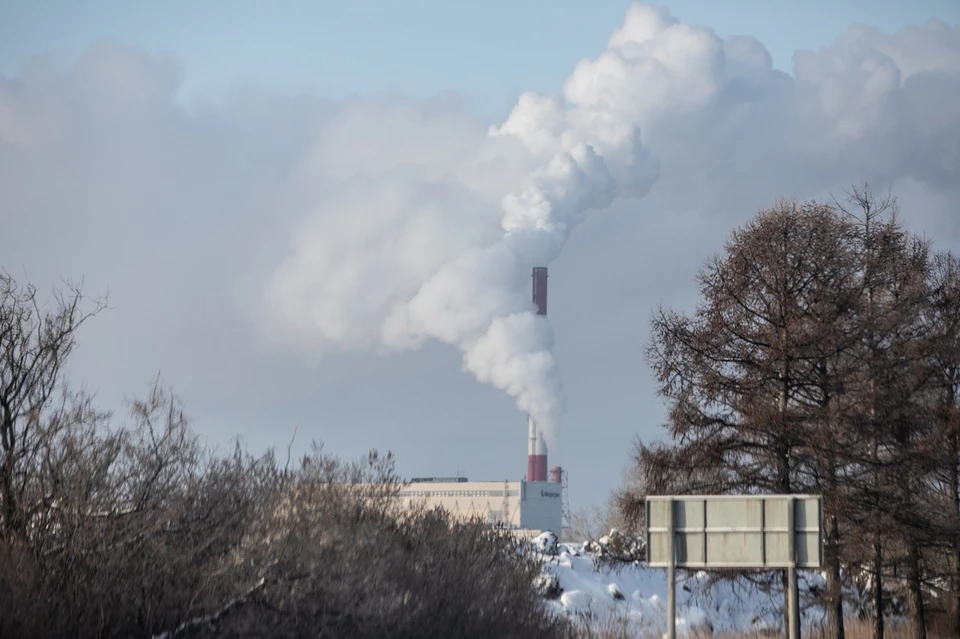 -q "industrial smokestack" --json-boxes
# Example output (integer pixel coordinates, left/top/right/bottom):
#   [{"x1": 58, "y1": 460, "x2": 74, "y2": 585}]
[
  {"x1": 527, "y1": 415, "x2": 548, "y2": 482},
  {"x1": 532, "y1": 267, "x2": 548, "y2": 315},
  {"x1": 526, "y1": 266, "x2": 549, "y2": 482}
]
